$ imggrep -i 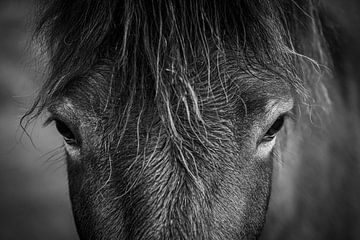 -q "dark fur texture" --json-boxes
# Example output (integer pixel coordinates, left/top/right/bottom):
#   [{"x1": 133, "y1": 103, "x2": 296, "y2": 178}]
[{"x1": 27, "y1": 0, "x2": 335, "y2": 239}]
